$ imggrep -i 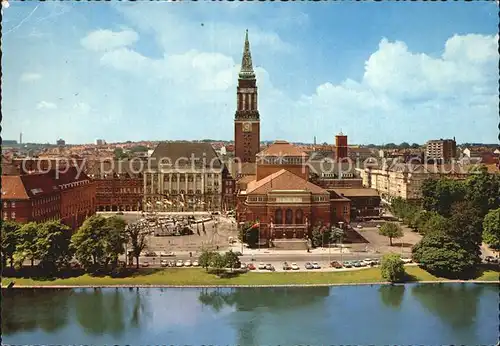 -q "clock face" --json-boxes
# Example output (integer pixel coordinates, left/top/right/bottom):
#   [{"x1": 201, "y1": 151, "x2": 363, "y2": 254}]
[{"x1": 243, "y1": 122, "x2": 252, "y2": 132}]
